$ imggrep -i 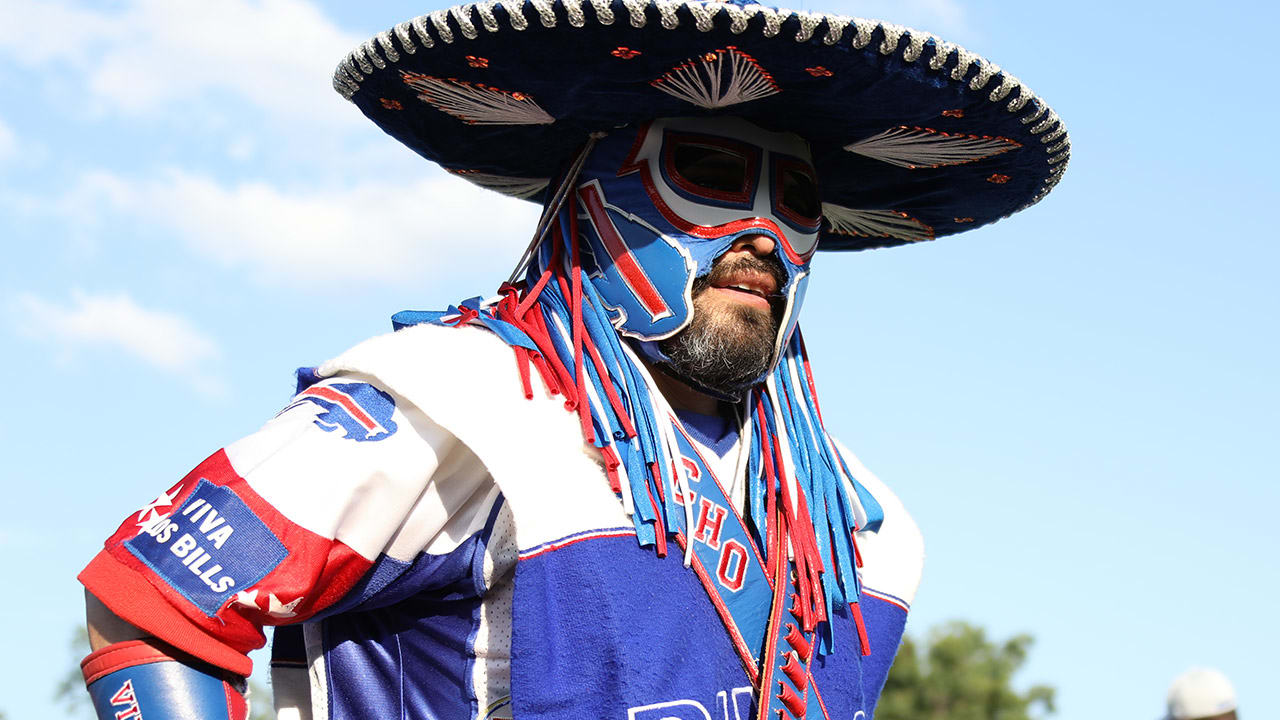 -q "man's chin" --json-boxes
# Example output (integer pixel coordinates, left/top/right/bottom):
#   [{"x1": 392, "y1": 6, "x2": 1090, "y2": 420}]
[
  {"x1": 657, "y1": 296, "x2": 781, "y2": 395},
  {"x1": 699, "y1": 288, "x2": 779, "y2": 329},
  {"x1": 704, "y1": 304, "x2": 772, "y2": 336}
]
